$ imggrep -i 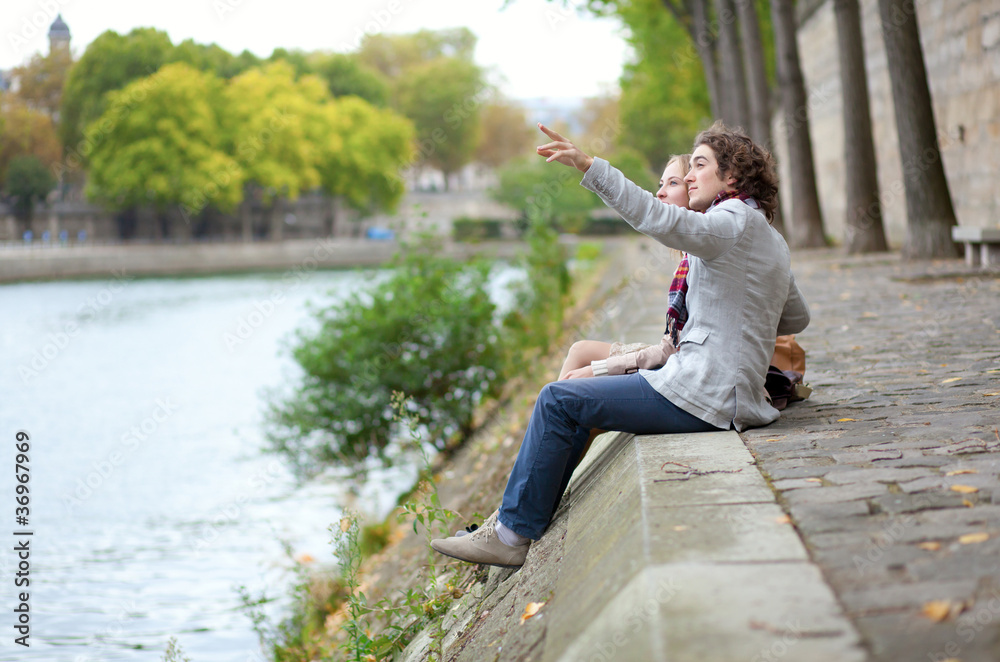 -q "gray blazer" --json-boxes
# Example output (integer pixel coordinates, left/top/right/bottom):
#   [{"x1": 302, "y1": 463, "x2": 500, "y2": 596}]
[{"x1": 581, "y1": 157, "x2": 810, "y2": 431}]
